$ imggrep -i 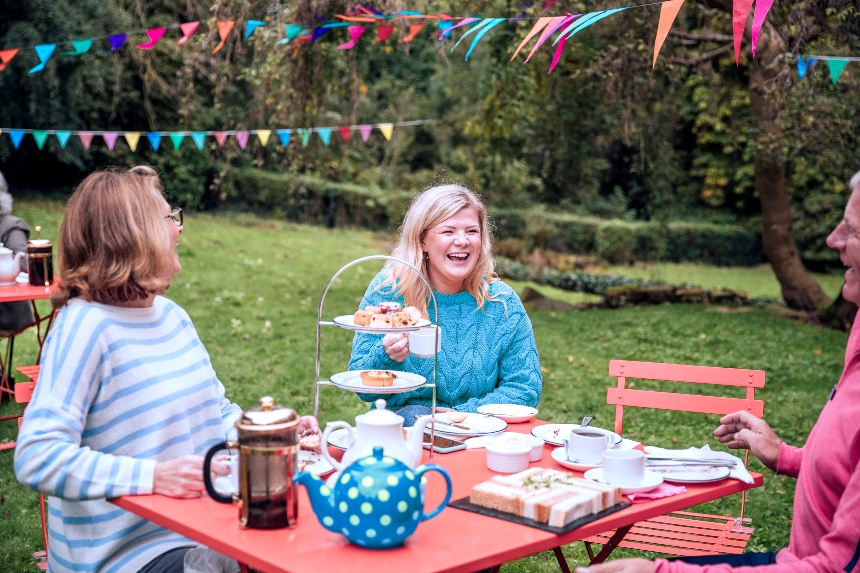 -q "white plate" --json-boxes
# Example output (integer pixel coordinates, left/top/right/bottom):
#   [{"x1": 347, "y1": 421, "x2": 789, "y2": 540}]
[
  {"x1": 550, "y1": 446, "x2": 601, "y2": 471},
  {"x1": 648, "y1": 465, "x2": 731, "y2": 483},
  {"x1": 532, "y1": 424, "x2": 622, "y2": 447},
  {"x1": 299, "y1": 450, "x2": 335, "y2": 477},
  {"x1": 329, "y1": 370, "x2": 426, "y2": 394},
  {"x1": 476, "y1": 404, "x2": 538, "y2": 423},
  {"x1": 584, "y1": 468, "x2": 664, "y2": 494},
  {"x1": 327, "y1": 428, "x2": 353, "y2": 450},
  {"x1": 332, "y1": 315, "x2": 431, "y2": 333},
  {"x1": 428, "y1": 413, "x2": 507, "y2": 437}
]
